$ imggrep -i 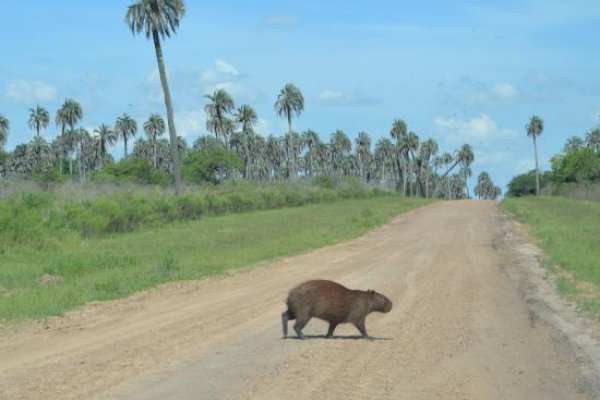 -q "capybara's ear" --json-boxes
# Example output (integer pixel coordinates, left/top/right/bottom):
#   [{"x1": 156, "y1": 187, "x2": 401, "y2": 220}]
[{"x1": 368, "y1": 289, "x2": 374, "y2": 294}]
